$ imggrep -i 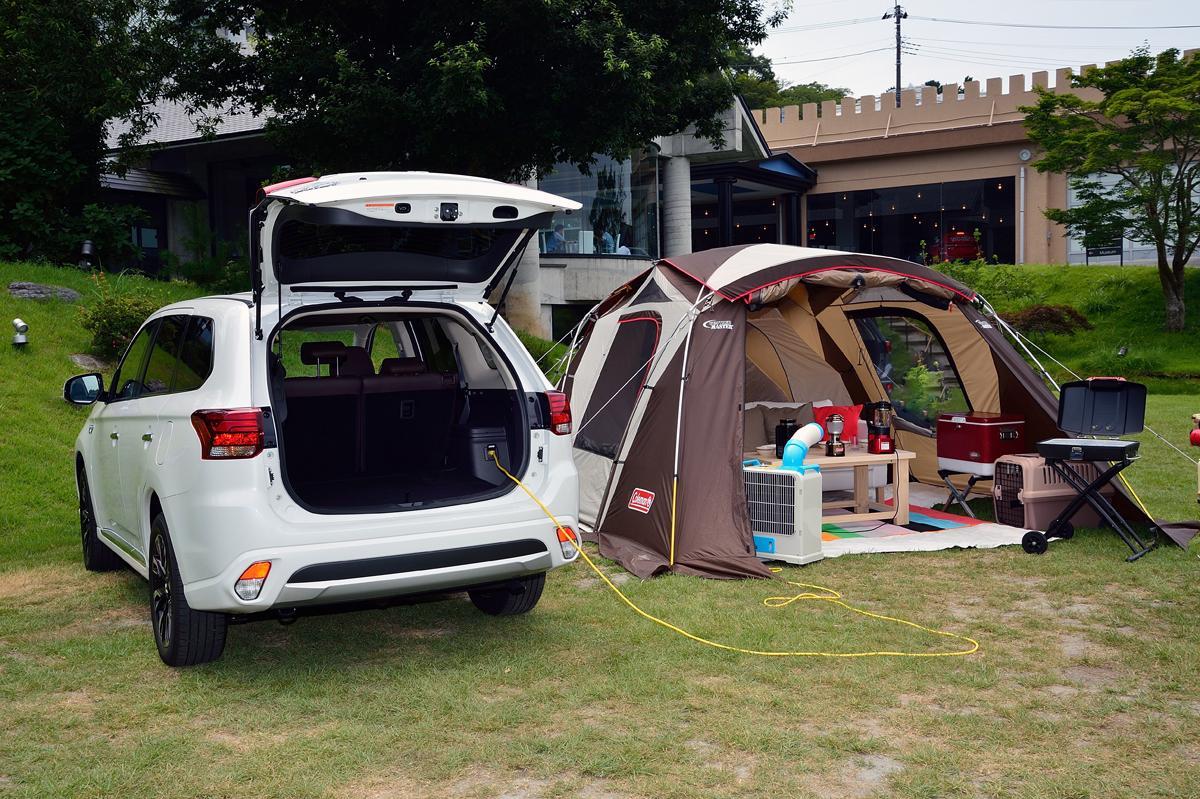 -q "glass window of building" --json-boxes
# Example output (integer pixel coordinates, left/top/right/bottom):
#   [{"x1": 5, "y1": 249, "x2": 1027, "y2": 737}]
[
  {"x1": 806, "y1": 177, "x2": 1015, "y2": 264},
  {"x1": 538, "y1": 152, "x2": 659, "y2": 258}
]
